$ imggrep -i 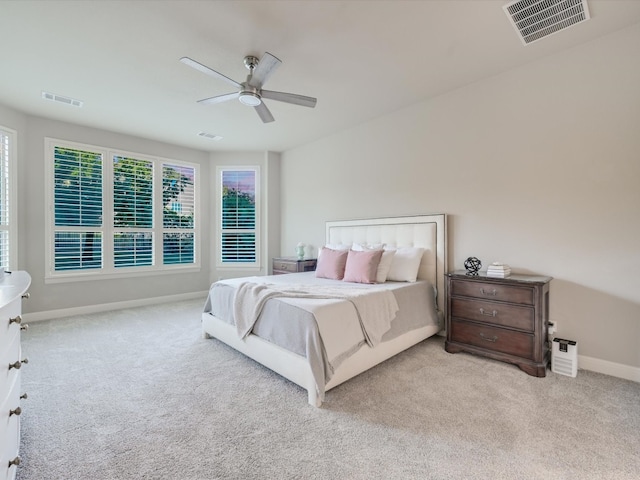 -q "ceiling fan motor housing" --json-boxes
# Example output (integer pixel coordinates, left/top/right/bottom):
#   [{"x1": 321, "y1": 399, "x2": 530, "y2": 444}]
[{"x1": 243, "y1": 55, "x2": 259, "y2": 71}]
